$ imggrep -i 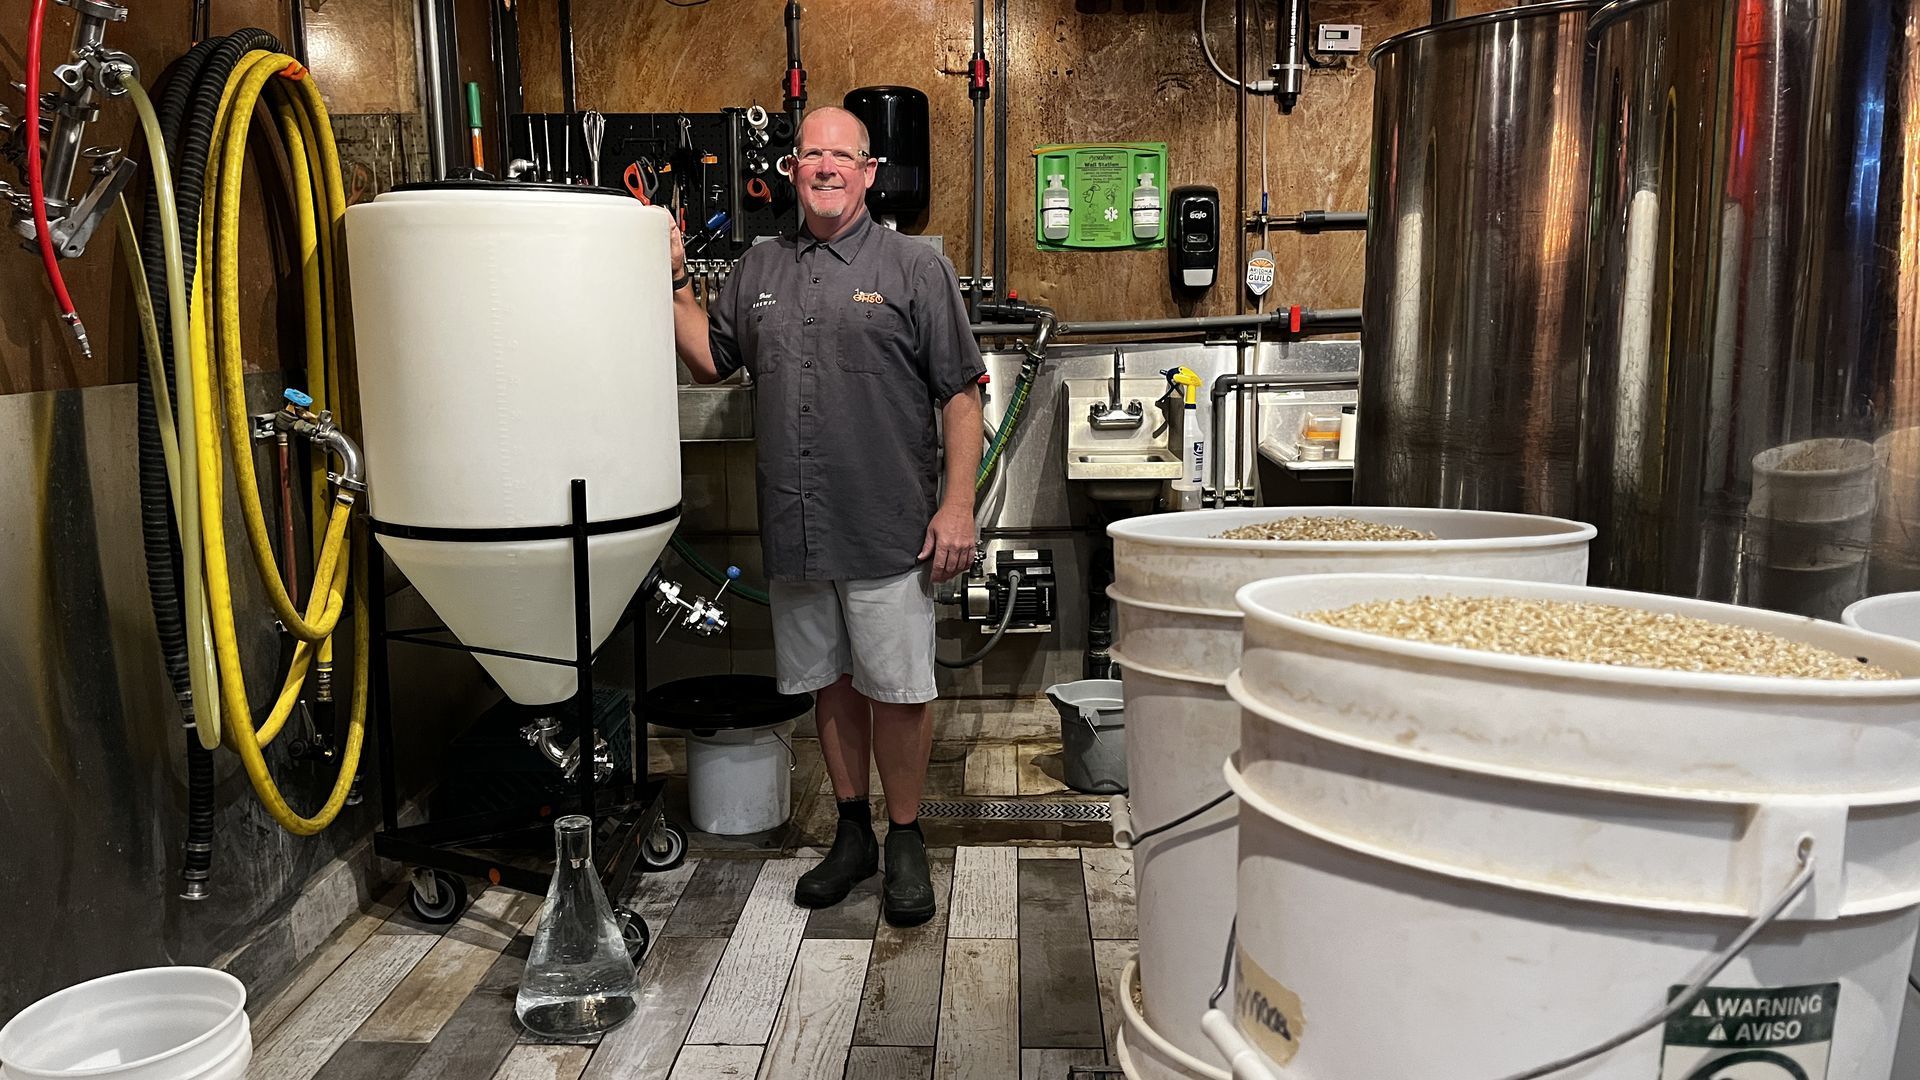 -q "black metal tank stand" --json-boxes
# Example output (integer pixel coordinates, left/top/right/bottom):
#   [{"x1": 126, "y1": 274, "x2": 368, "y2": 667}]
[{"x1": 365, "y1": 477, "x2": 685, "y2": 956}]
